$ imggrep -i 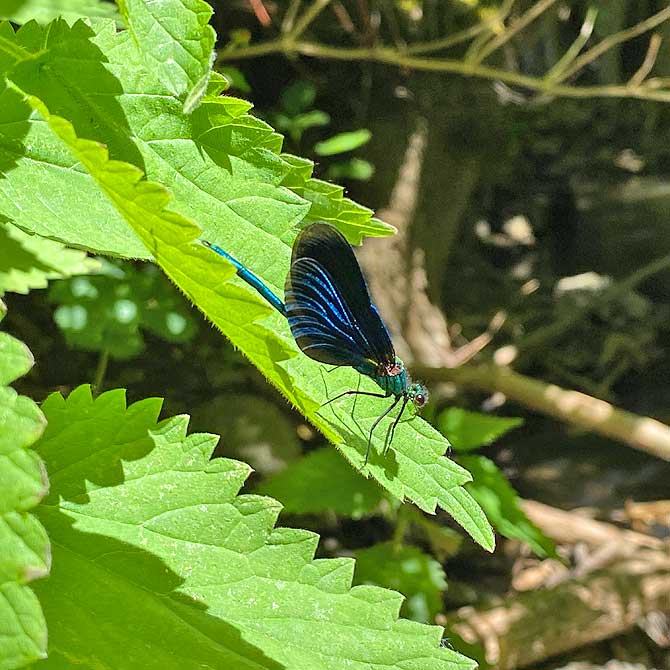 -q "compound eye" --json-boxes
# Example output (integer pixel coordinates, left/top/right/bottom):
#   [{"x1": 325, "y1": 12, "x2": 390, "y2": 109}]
[{"x1": 415, "y1": 394, "x2": 426, "y2": 407}]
